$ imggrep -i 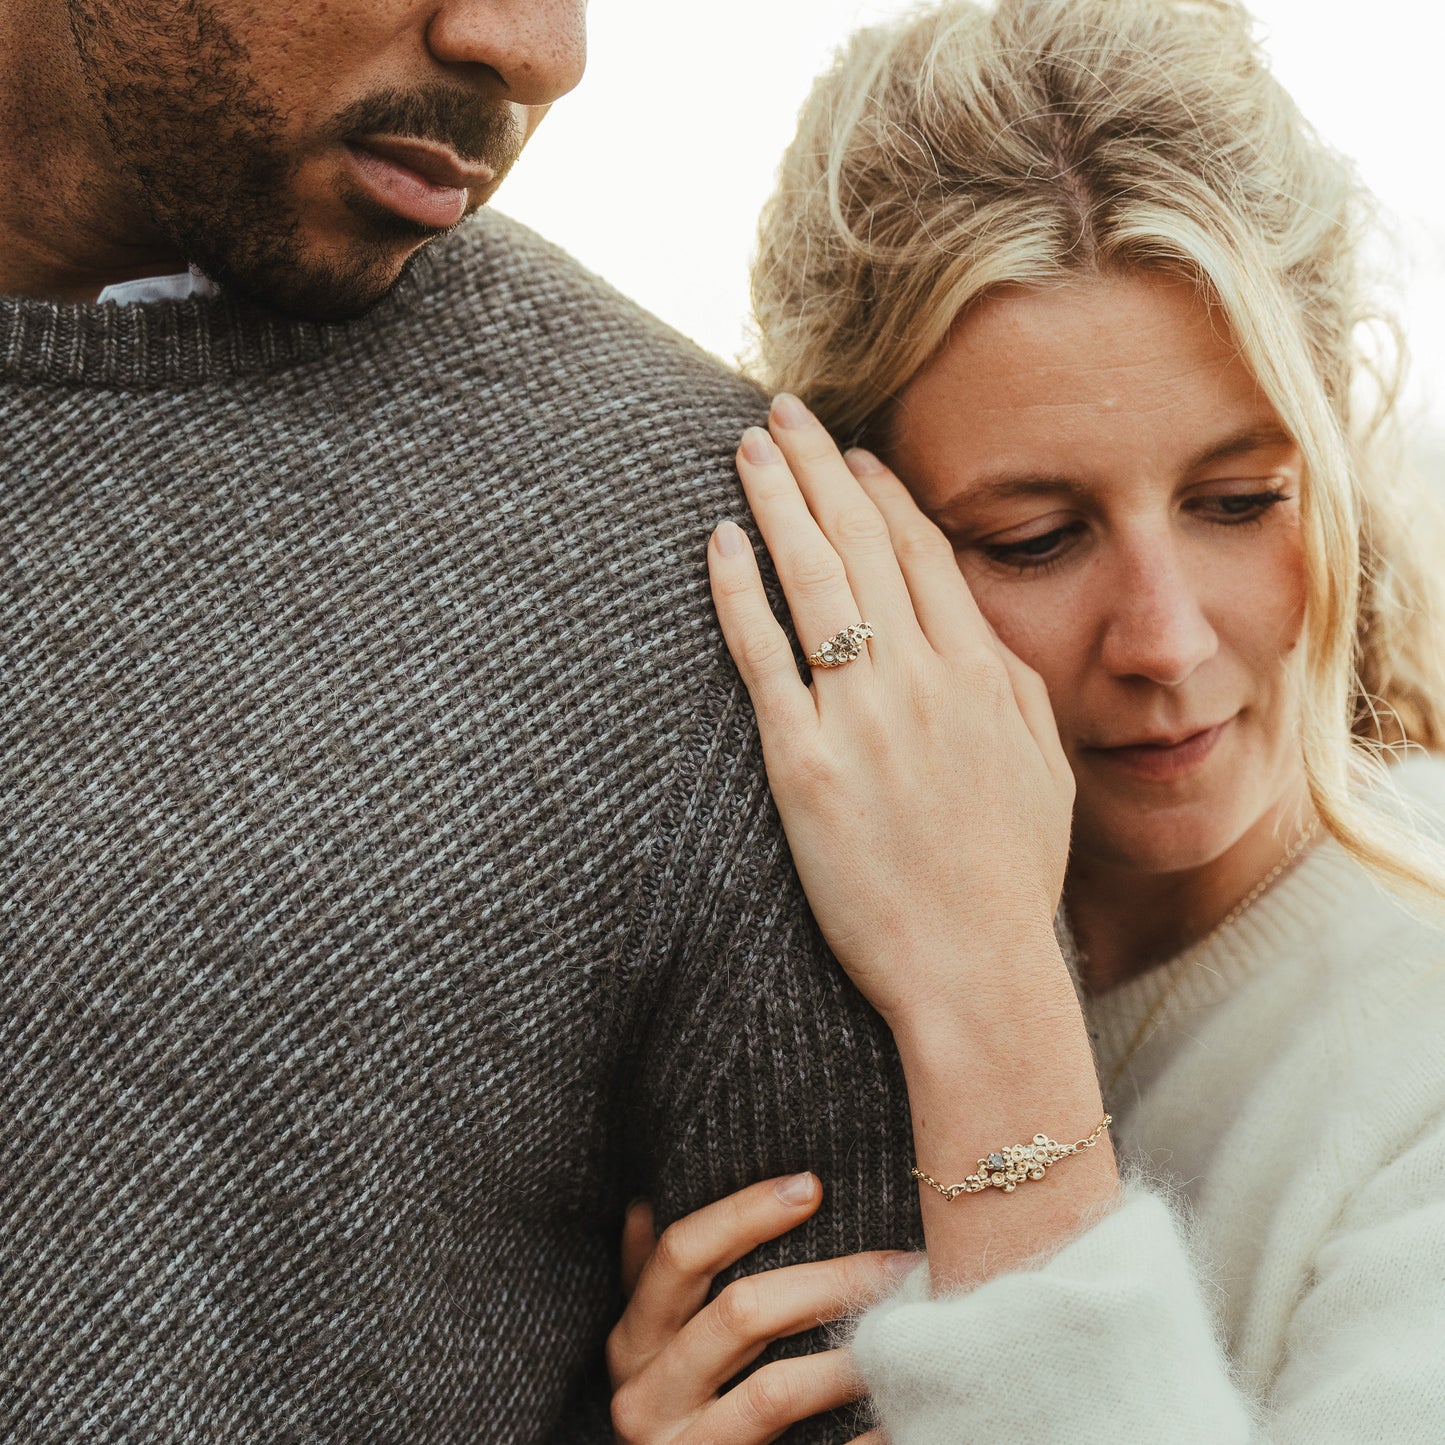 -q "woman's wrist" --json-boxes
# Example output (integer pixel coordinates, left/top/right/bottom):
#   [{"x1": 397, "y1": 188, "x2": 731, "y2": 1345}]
[
  {"x1": 881, "y1": 928, "x2": 1117, "y2": 1290},
  {"x1": 899, "y1": 1041, "x2": 1119, "y2": 1289},
  {"x1": 884, "y1": 921, "x2": 1079, "y2": 1065},
  {"x1": 895, "y1": 1001, "x2": 1106, "y2": 1173}
]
